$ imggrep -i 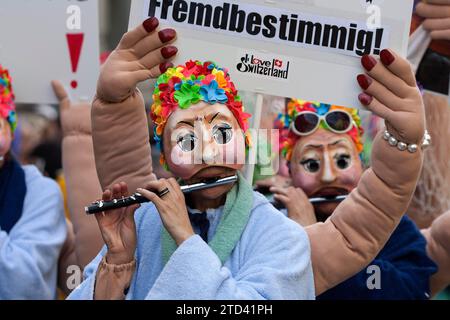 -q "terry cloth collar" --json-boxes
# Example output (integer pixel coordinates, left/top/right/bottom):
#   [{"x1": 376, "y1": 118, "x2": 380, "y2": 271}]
[{"x1": 161, "y1": 171, "x2": 254, "y2": 265}]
